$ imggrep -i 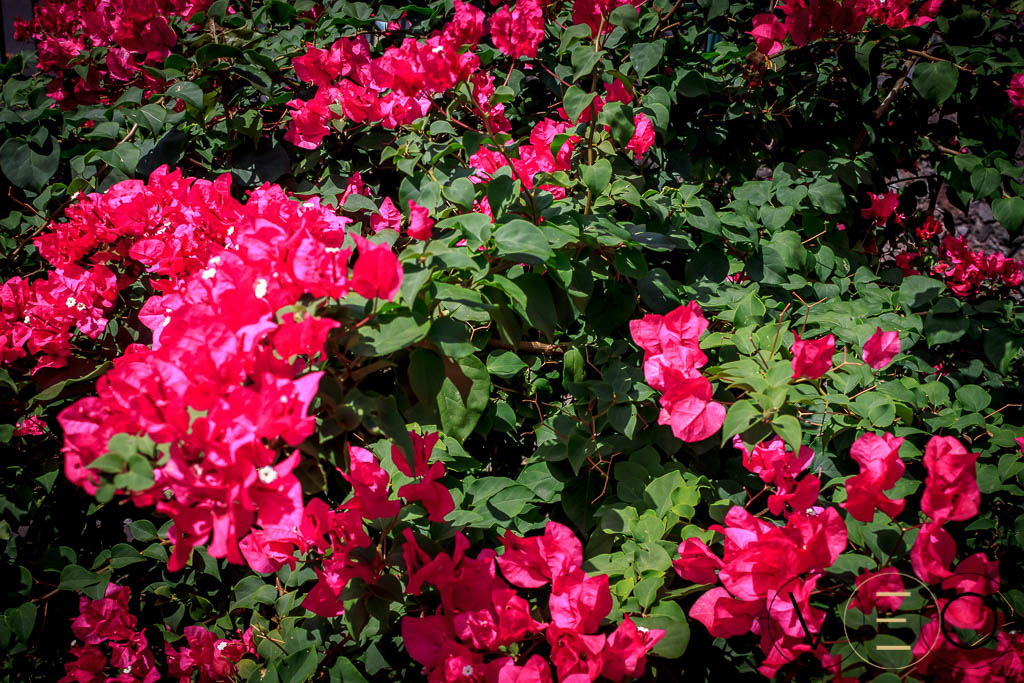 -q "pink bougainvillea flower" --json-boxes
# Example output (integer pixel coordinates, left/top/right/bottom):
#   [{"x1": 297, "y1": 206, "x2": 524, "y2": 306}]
[
  {"x1": 911, "y1": 520, "x2": 956, "y2": 583},
  {"x1": 790, "y1": 331, "x2": 835, "y2": 379},
  {"x1": 861, "y1": 327, "x2": 900, "y2": 369},
  {"x1": 600, "y1": 616, "x2": 666, "y2": 680},
  {"x1": 689, "y1": 587, "x2": 761, "y2": 638},
  {"x1": 842, "y1": 431, "x2": 906, "y2": 522},
  {"x1": 342, "y1": 446, "x2": 400, "y2": 519},
  {"x1": 14, "y1": 416, "x2": 45, "y2": 436},
  {"x1": 349, "y1": 234, "x2": 403, "y2": 302},
  {"x1": 370, "y1": 197, "x2": 402, "y2": 233},
  {"x1": 406, "y1": 200, "x2": 434, "y2": 241},
  {"x1": 391, "y1": 431, "x2": 453, "y2": 522},
  {"x1": 1008, "y1": 74, "x2": 1024, "y2": 108},
  {"x1": 497, "y1": 521, "x2": 583, "y2": 588},
  {"x1": 549, "y1": 568, "x2": 613, "y2": 633},
  {"x1": 657, "y1": 374, "x2": 726, "y2": 443},
  {"x1": 626, "y1": 113, "x2": 655, "y2": 159},
  {"x1": 491, "y1": 0, "x2": 546, "y2": 59},
  {"x1": 750, "y1": 13, "x2": 786, "y2": 55},
  {"x1": 861, "y1": 191, "x2": 902, "y2": 226},
  {"x1": 673, "y1": 537, "x2": 723, "y2": 584},
  {"x1": 921, "y1": 435, "x2": 980, "y2": 523}
]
